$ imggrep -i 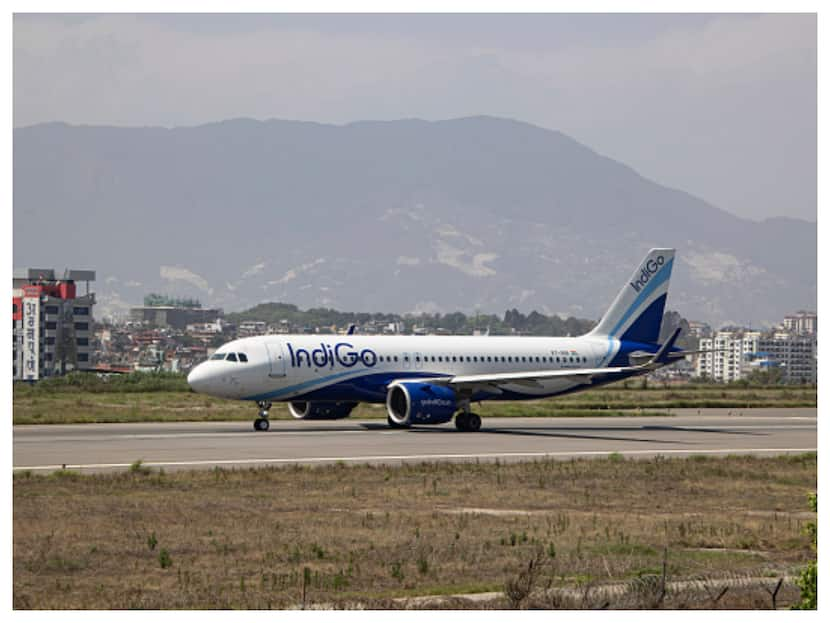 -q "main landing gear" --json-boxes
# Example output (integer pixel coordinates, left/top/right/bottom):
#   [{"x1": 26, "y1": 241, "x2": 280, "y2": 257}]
[
  {"x1": 454, "y1": 410, "x2": 481, "y2": 432},
  {"x1": 254, "y1": 401, "x2": 272, "y2": 432}
]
